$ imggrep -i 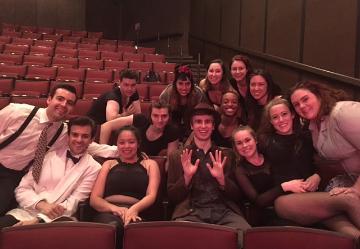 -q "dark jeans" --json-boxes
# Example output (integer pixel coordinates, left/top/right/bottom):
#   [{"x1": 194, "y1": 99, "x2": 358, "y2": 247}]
[
  {"x1": 175, "y1": 209, "x2": 251, "y2": 249},
  {"x1": 0, "y1": 164, "x2": 25, "y2": 216}
]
